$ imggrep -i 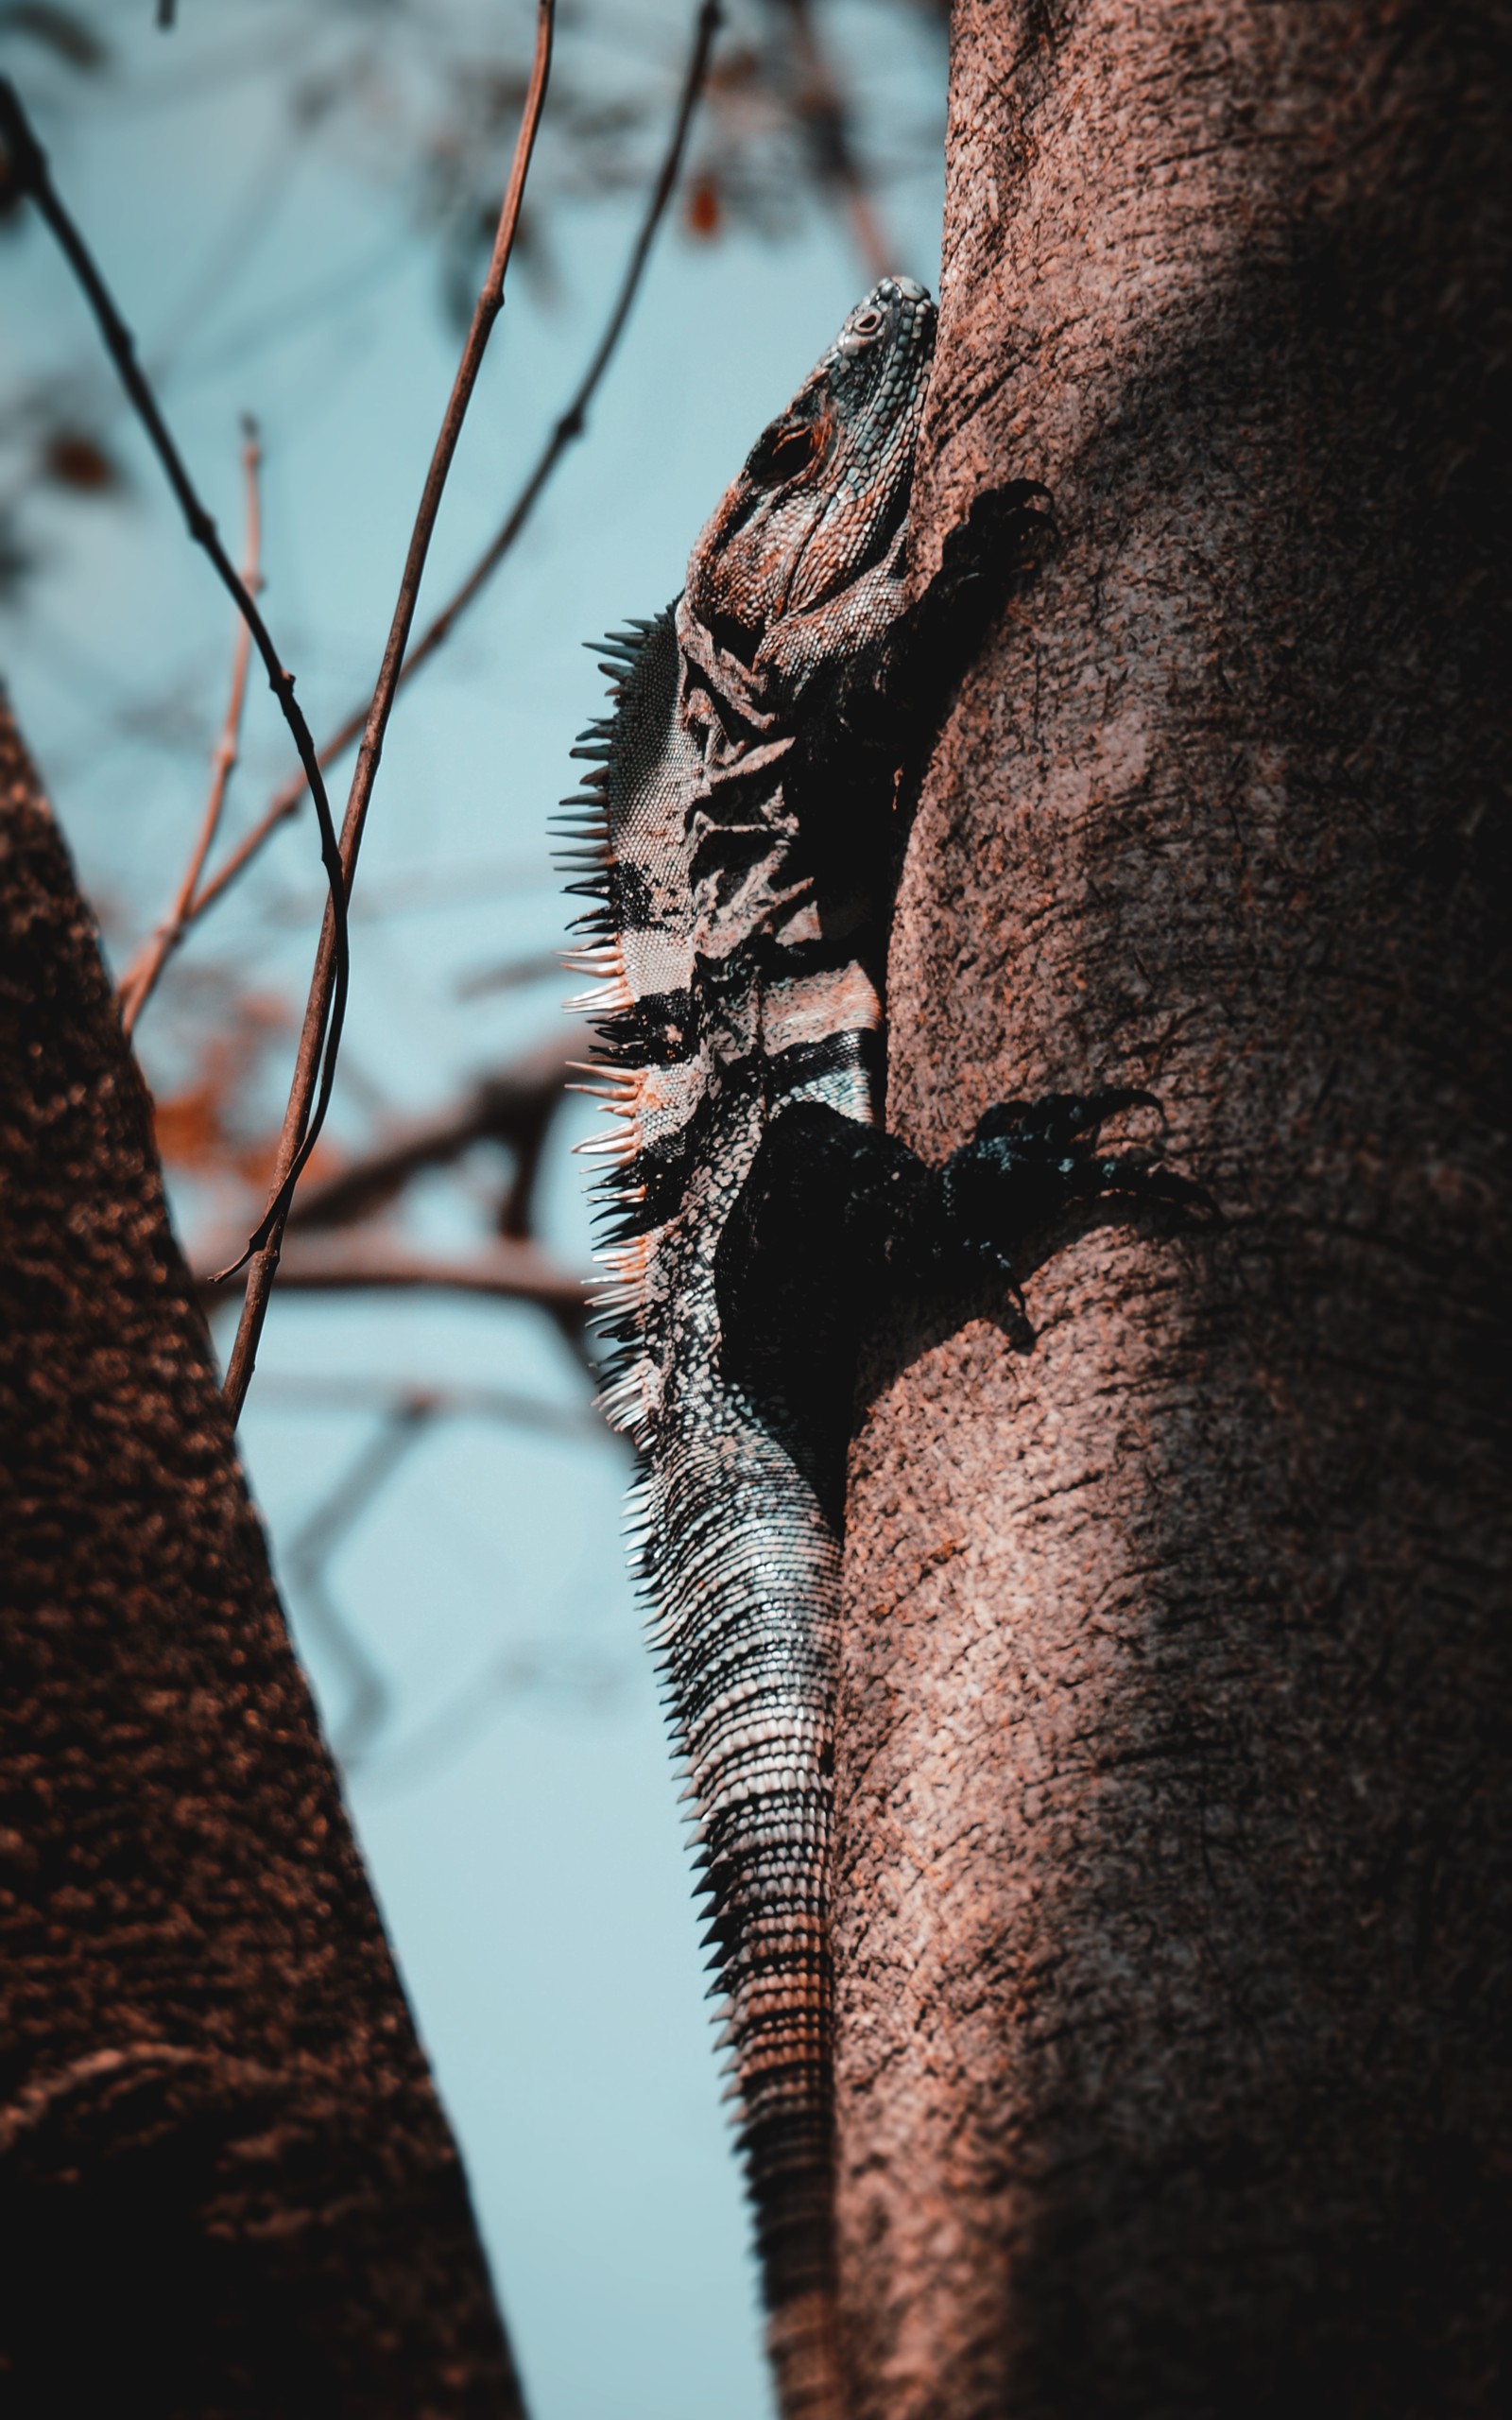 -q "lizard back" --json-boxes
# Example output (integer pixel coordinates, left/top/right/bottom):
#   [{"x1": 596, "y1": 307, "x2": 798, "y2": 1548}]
[{"x1": 559, "y1": 278, "x2": 937, "y2": 2420}]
